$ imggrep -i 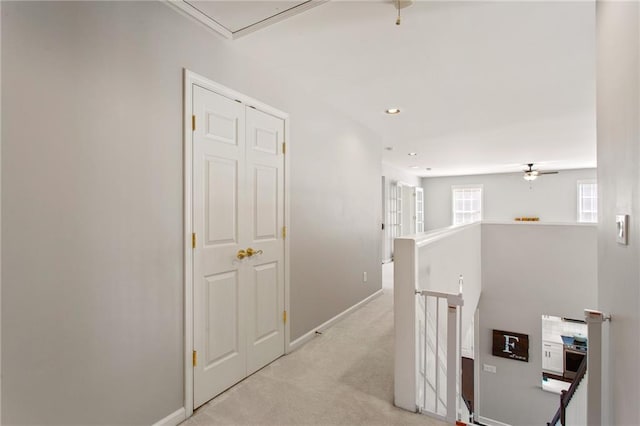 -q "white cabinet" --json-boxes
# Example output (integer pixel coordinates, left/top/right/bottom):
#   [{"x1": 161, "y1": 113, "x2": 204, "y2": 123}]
[
  {"x1": 542, "y1": 341, "x2": 563, "y2": 374},
  {"x1": 541, "y1": 315, "x2": 562, "y2": 341}
]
